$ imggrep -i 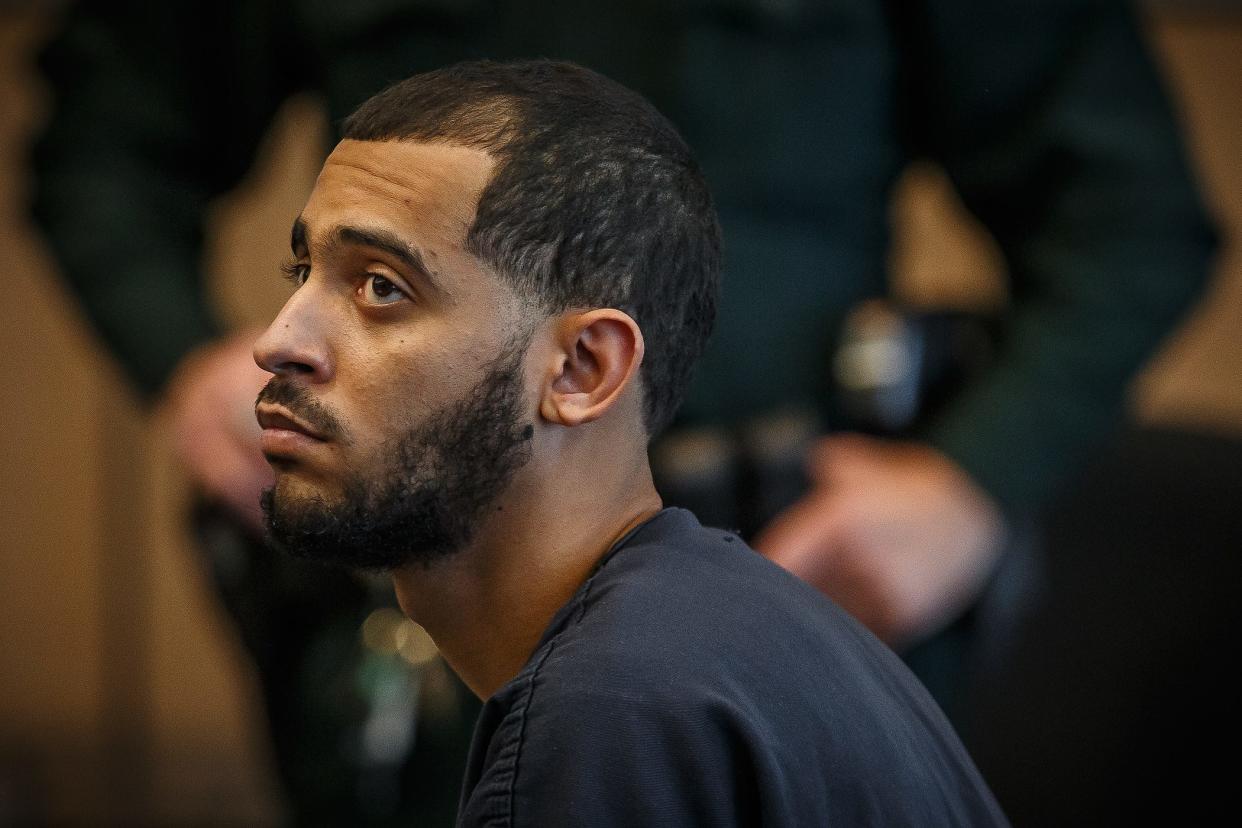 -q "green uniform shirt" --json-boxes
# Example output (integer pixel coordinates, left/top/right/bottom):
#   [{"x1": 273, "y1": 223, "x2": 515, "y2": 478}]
[{"x1": 32, "y1": 0, "x2": 1216, "y2": 515}]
